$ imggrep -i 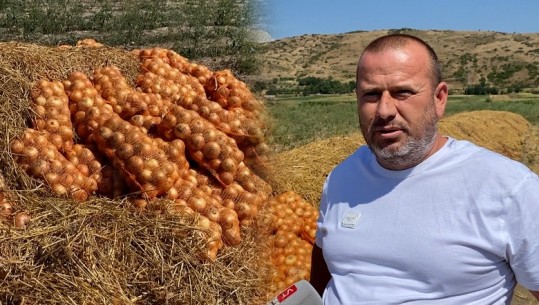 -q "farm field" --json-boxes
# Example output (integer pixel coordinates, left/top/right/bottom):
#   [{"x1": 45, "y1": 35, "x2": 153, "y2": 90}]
[
  {"x1": 267, "y1": 93, "x2": 539, "y2": 152},
  {"x1": 267, "y1": 92, "x2": 539, "y2": 197}
]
